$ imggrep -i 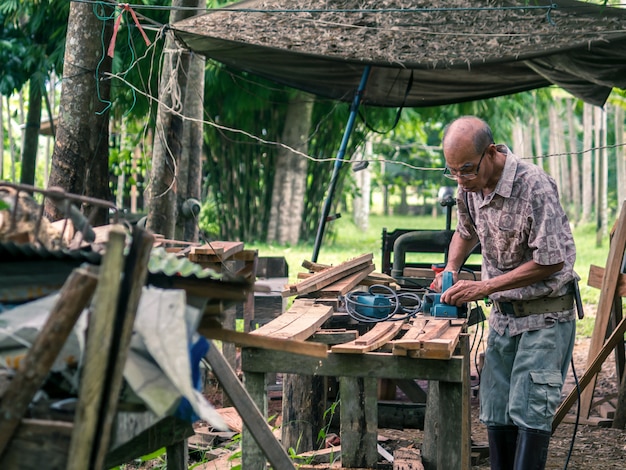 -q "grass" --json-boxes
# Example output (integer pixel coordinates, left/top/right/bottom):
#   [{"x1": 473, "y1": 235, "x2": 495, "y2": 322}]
[{"x1": 248, "y1": 211, "x2": 615, "y2": 338}]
